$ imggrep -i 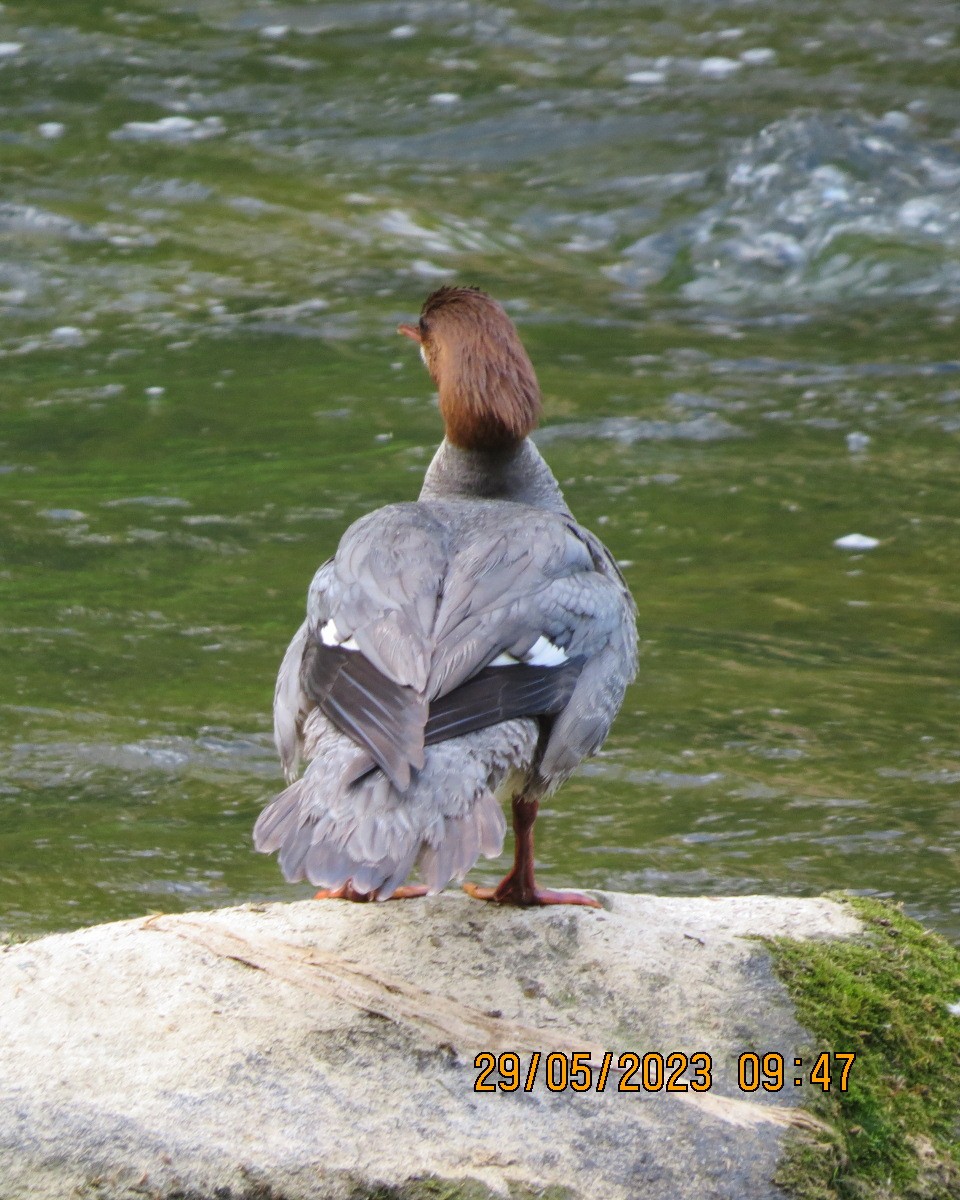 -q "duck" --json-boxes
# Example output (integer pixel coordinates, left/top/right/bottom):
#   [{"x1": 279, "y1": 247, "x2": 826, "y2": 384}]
[{"x1": 254, "y1": 286, "x2": 638, "y2": 906}]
